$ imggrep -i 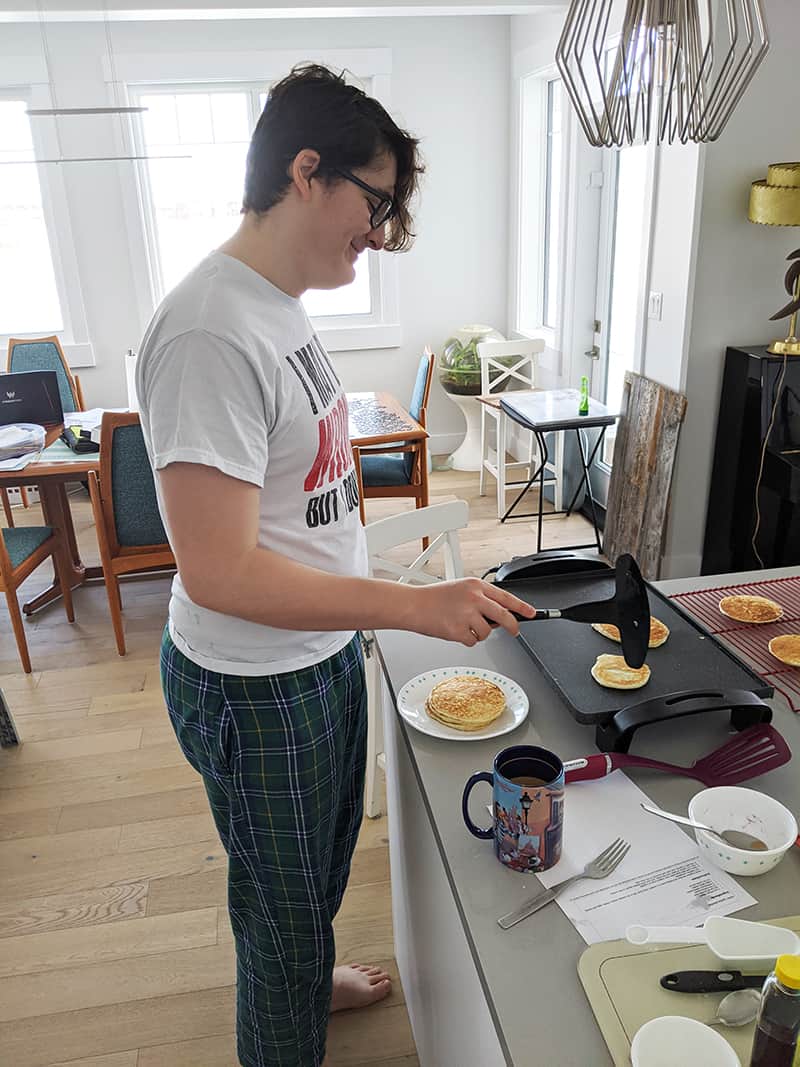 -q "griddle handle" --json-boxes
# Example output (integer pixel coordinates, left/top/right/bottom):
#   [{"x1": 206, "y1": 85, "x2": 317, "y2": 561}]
[{"x1": 594, "y1": 689, "x2": 772, "y2": 754}]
